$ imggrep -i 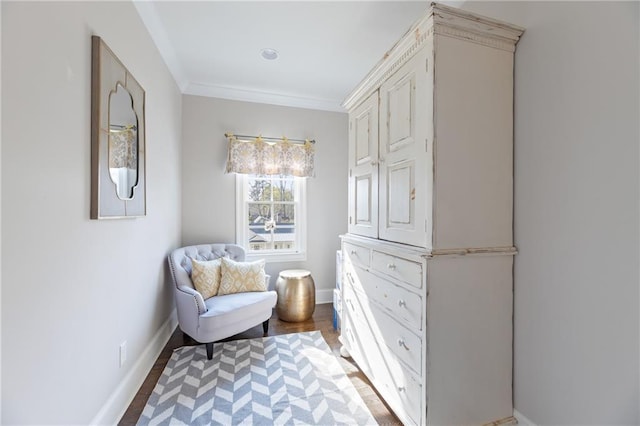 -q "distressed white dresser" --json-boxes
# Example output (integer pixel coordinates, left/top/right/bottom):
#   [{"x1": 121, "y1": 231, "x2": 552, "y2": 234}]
[{"x1": 340, "y1": 3, "x2": 524, "y2": 425}]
